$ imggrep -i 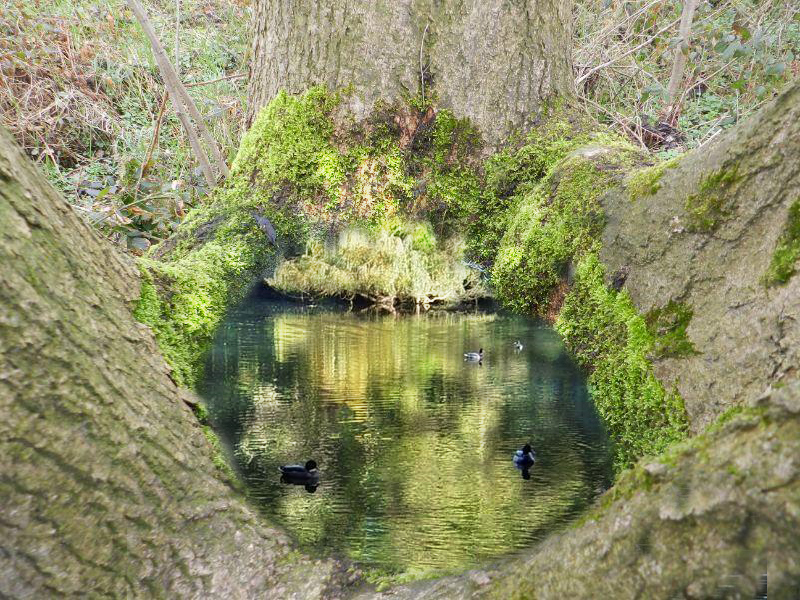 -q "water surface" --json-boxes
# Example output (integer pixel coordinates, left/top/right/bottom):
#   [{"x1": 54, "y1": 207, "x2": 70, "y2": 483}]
[{"x1": 199, "y1": 294, "x2": 612, "y2": 577}]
